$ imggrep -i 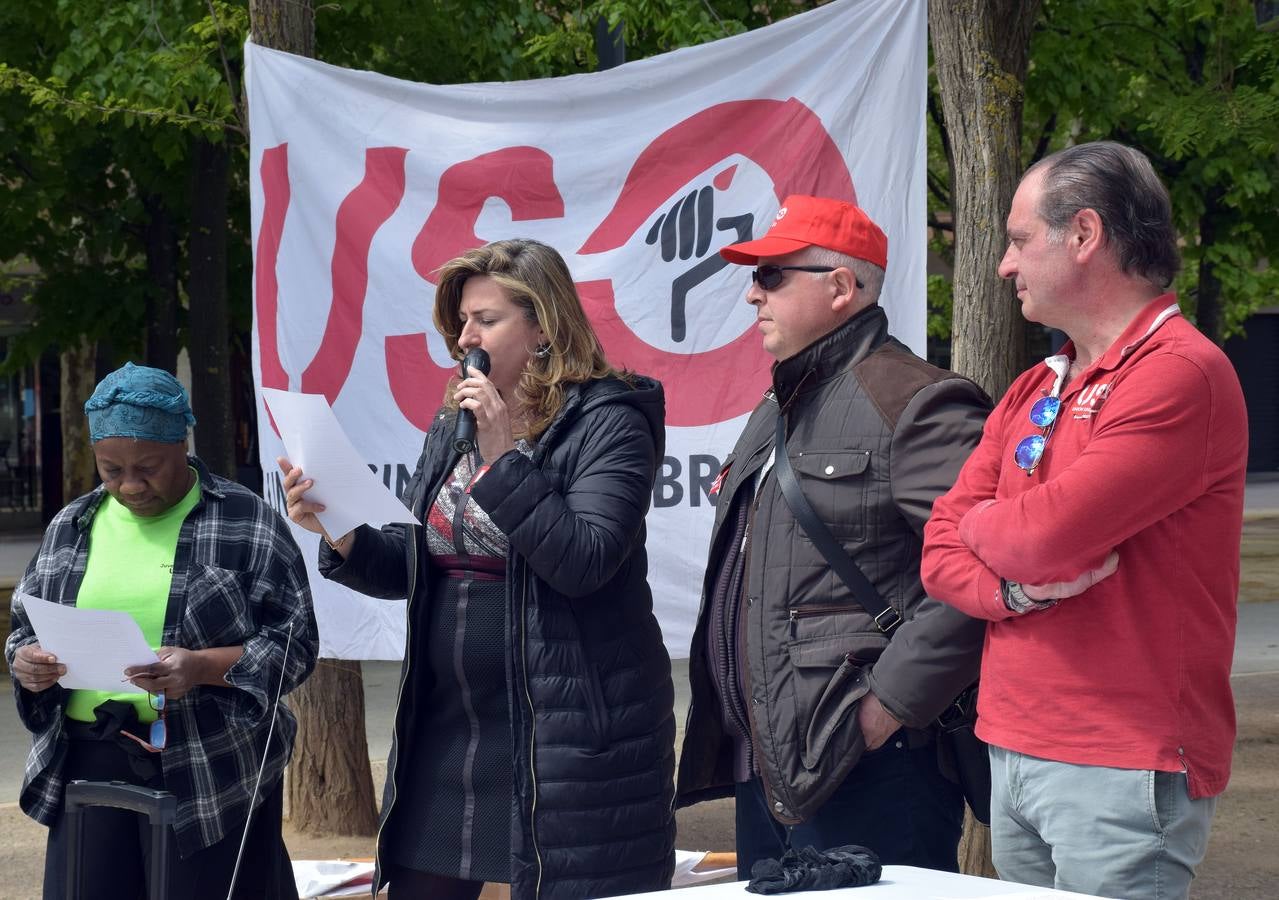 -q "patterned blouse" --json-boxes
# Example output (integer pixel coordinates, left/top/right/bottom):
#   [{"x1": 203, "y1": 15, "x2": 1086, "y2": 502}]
[{"x1": 424, "y1": 443, "x2": 533, "y2": 572}]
